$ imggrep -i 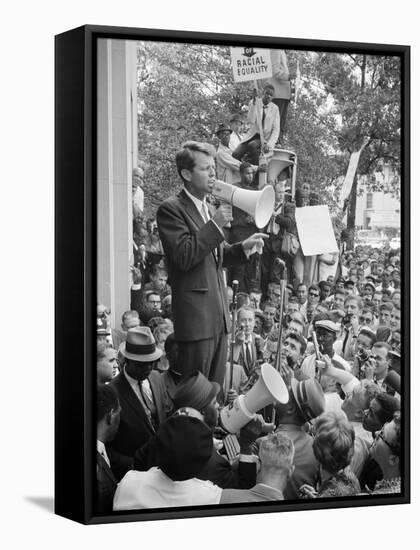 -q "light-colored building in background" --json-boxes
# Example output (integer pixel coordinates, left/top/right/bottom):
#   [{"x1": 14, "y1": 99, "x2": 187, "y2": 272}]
[
  {"x1": 355, "y1": 164, "x2": 400, "y2": 231},
  {"x1": 97, "y1": 39, "x2": 138, "y2": 329}
]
